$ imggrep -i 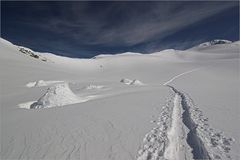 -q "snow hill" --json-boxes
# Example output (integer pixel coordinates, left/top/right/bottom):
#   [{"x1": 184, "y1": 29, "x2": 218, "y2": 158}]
[{"x1": 0, "y1": 37, "x2": 239, "y2": 160}]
